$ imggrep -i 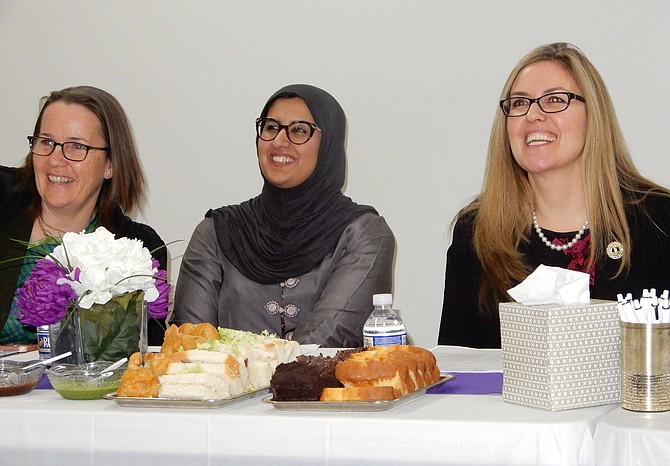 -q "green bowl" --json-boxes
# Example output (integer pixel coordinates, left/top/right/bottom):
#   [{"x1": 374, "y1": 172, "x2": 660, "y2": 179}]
[{"x1": 46, "y1": 361, "x2": 126, "y2": 400}]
